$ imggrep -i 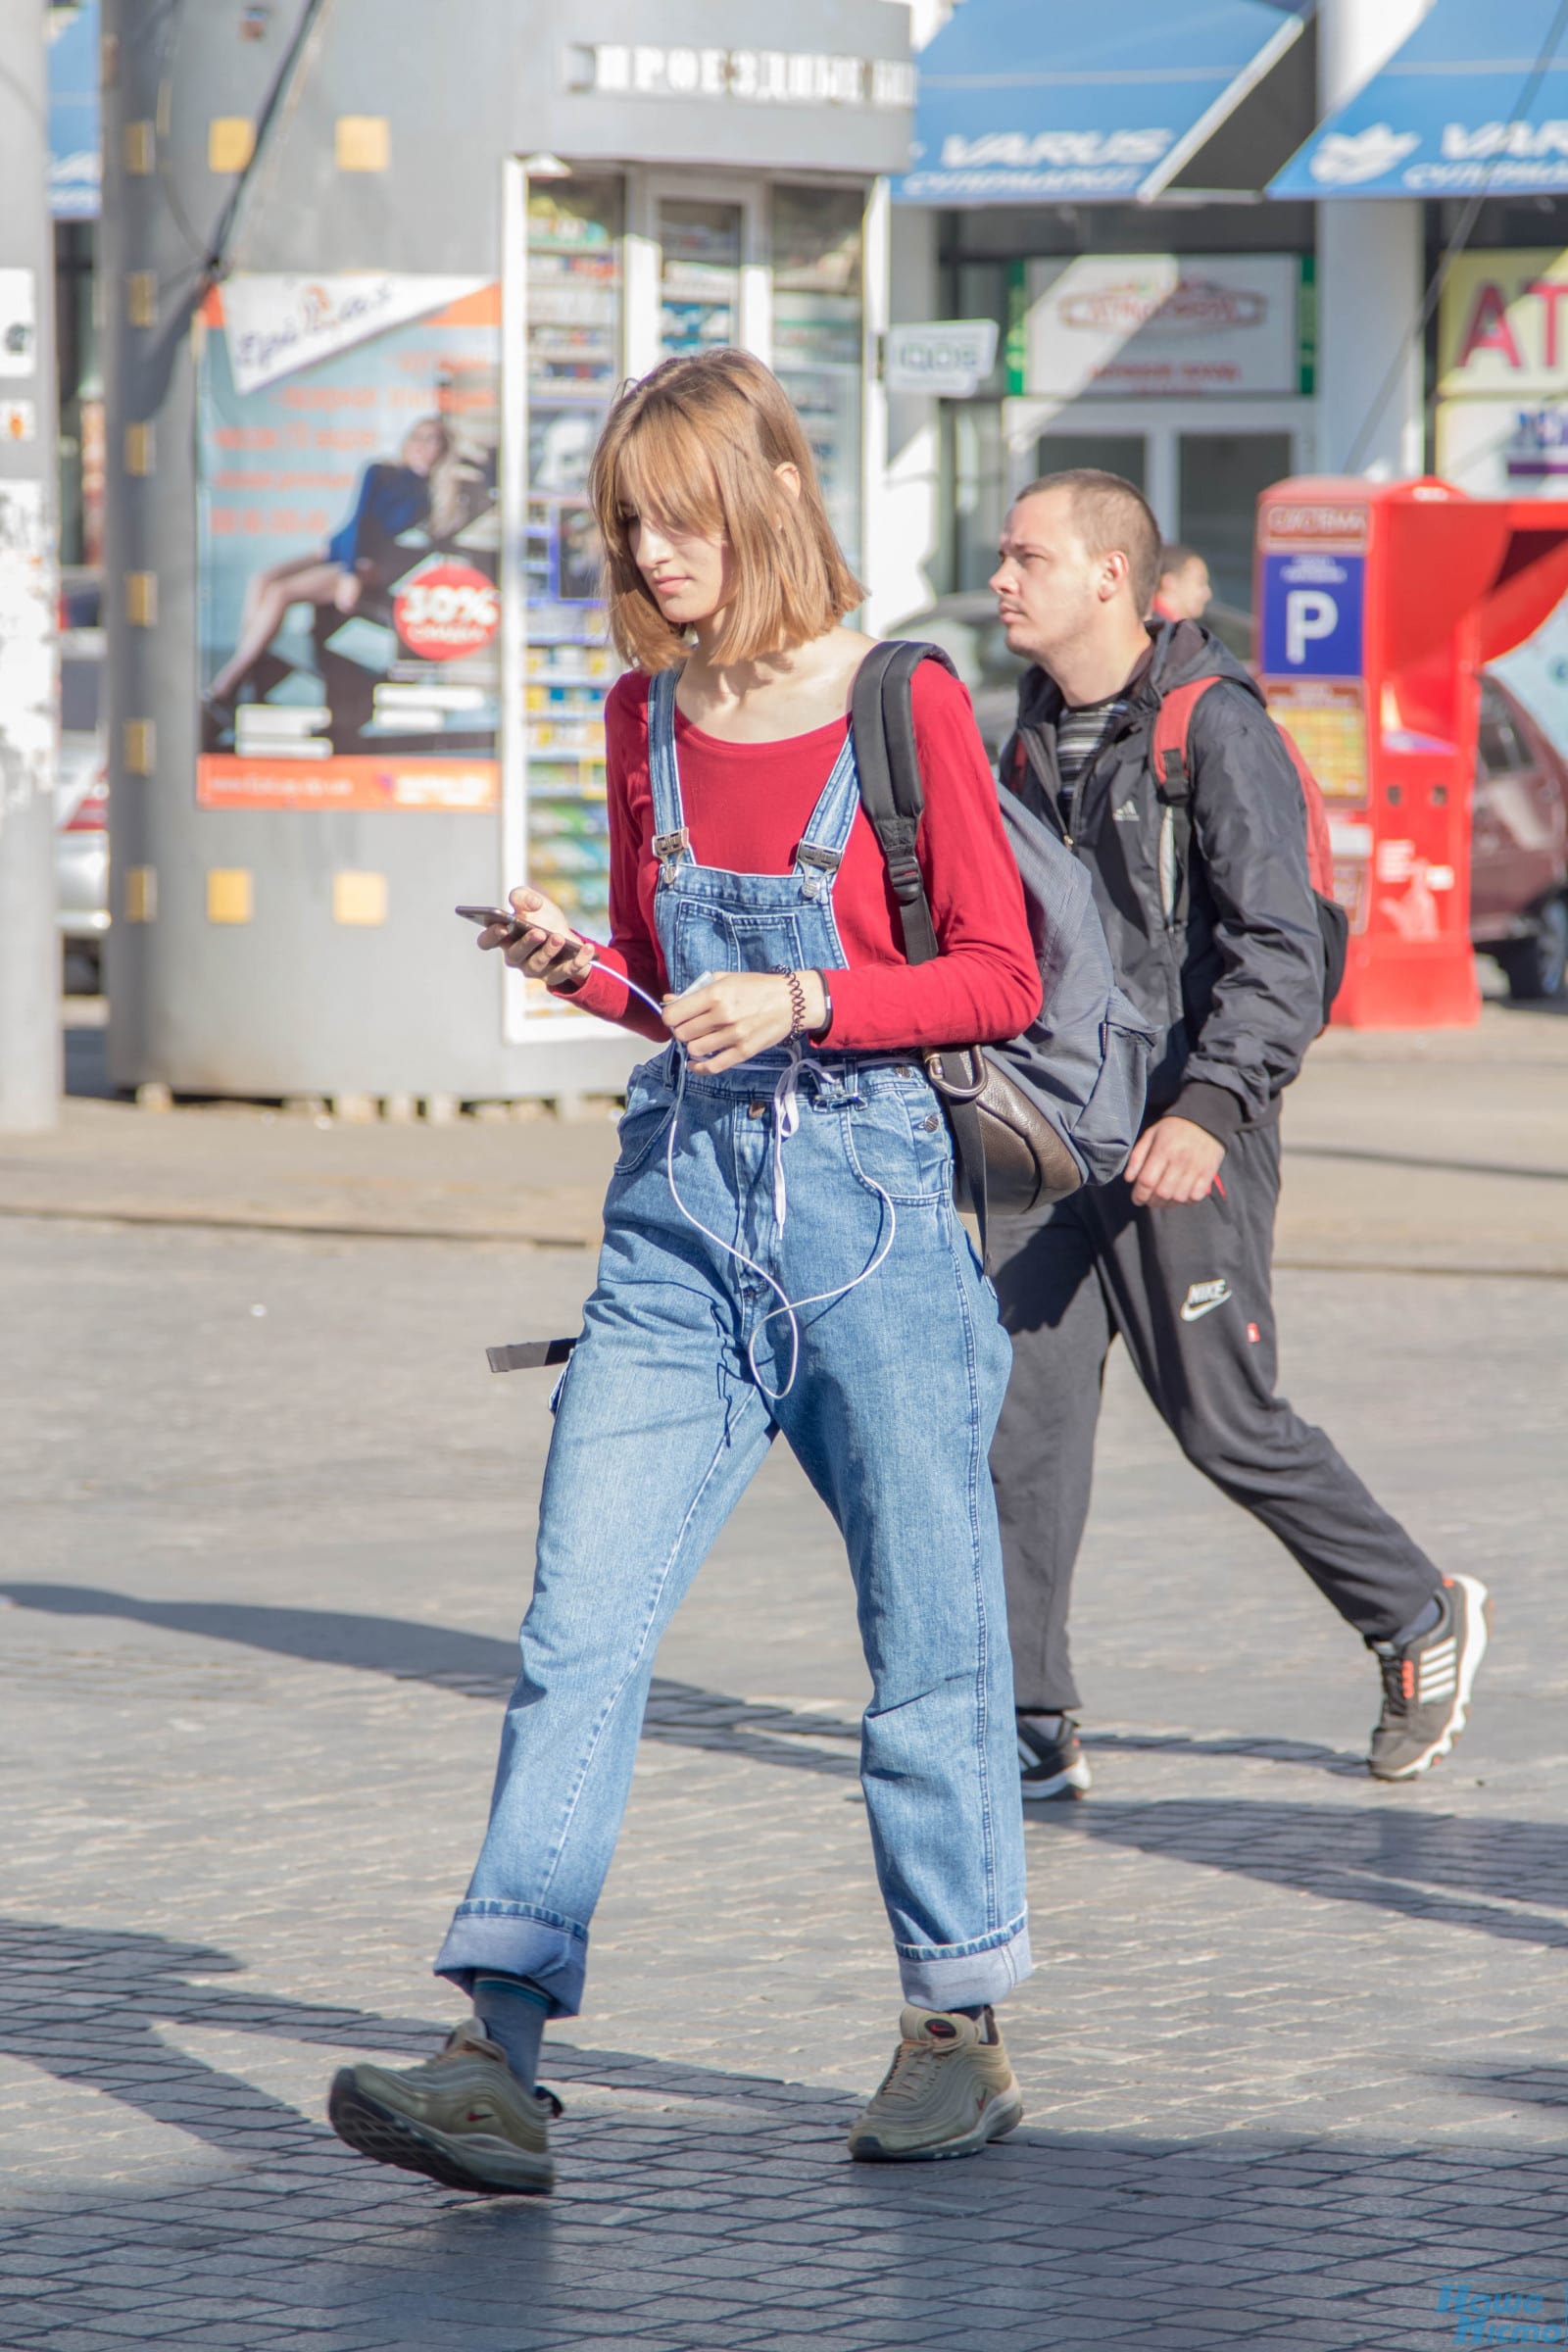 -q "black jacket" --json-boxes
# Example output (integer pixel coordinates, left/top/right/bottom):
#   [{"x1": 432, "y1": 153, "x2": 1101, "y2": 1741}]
[{"x1": 998, "y1": 620, "x2": 1325, "y2": 1139}]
